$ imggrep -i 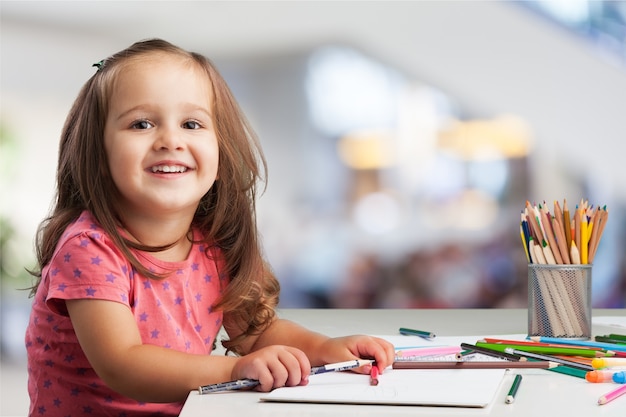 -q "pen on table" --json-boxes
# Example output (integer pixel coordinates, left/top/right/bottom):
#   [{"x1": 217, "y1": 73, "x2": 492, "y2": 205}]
[
  {"x1": 598, "y1": 383, "x2": 626, "y2": 405},
  {"x1": 310, "y1": 359, "x2": 373, "y2": 375},
  {"x1": 198, "y1": 378, "x2": 259, "y2": 394},
  {"x1": 399, "y1": 327, "x2": 436, "y2": 339},
  {"x1": 198, "y1": 359, "x2": 372, "y2": 394},
  {"x1": 612, "y1": 371, "x2": 626, "y2": 384},
  {"x1": 392, "y1": 360, "x2": 559, "y2": 369},
  {"x1": 592, "y1": 357, "x2": 626, "y2": 369},
  {"x1": 586, "y1": 370, "x2": 621, "y2": 383},
  {"x1": 504, "y1": 348, "x2": 594, "y2": 371},
  {"x1": 505, "y1": 374, "x2": 522, "y2": 404},
  {"x1": 369, "y1": 363, "x2": 379, "y2": 386}
]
